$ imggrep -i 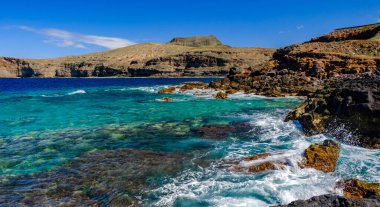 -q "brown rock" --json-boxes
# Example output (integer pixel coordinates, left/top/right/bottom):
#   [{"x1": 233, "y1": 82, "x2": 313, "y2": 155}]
[
  {"x1": 214, "y1": 91, "x2": 228, "y2": 99},
  {"x1": 234, "y1": 153, "x2": 284, "y2": 173},
  {"x1": 161, "y1": 97, "x2": 173, "y2": 102},
  {"x1": 180, "y1": 82, "x2": 209, "y2": 91},
  {"x1": 300, "y1": 140, "x2": 340, "y2": 173},
  {"x1": 338, "y1": 179, "x2": 380, "y2": 199},
  {"x1": 158, "y1": 87, "x2": 176, "y2": 94},
  {"x1": 226, "y1": 89, "x2": 238, "y2": 94}
]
